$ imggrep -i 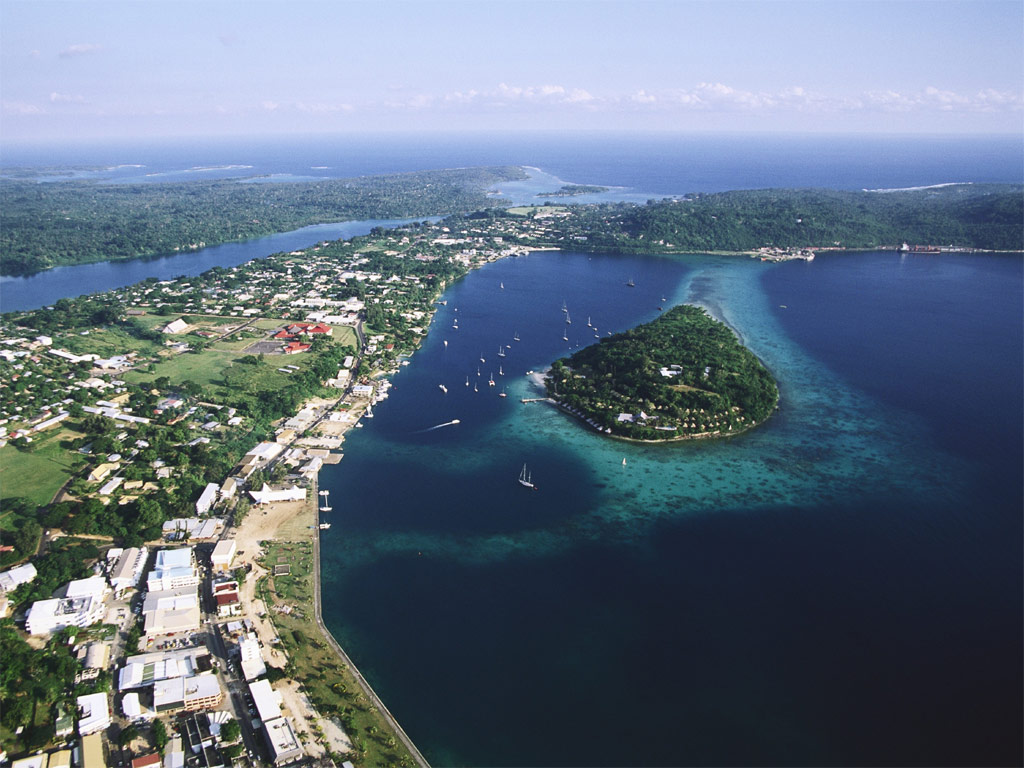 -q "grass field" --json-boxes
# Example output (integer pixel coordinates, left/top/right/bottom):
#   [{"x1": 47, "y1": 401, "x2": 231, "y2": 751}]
[
  {"x1": 58, "y1": 326, "x2": 163, "y2": 357},
  {"x1": 0, "y1": 427, "x2": 86, "y2": 506}
]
